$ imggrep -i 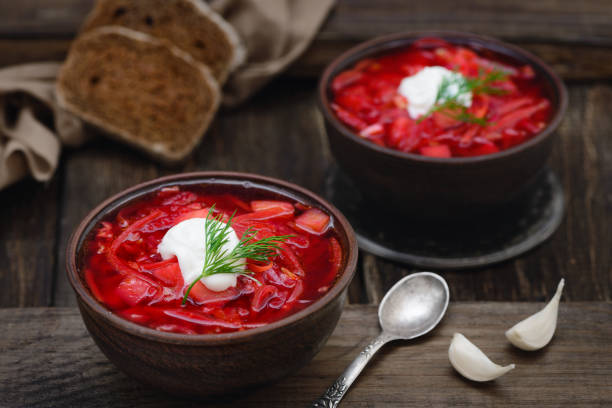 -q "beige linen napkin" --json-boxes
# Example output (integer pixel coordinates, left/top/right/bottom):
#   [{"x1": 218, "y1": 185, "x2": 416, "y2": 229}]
[
  {"x1": 0, "y1": 0, "x2": 334, "y2": 190},
  {"x1": 0, "y1": 62, "x2": 84, "y2": 189},
  {"x1": 211, "y1": 0, "x2": 335, "y2": 106}
]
